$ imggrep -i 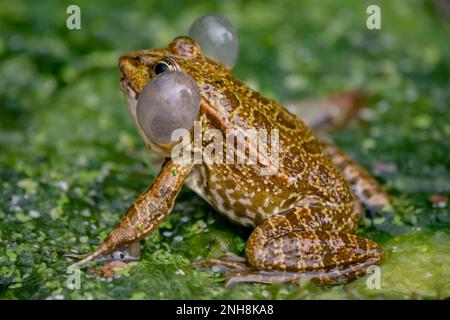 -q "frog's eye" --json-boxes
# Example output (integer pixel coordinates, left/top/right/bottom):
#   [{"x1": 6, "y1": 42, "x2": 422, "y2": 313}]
[
  {"x1": 152, "y1": 58, "x2": 178, "y2": 75},
  {"x1": 136, "y1": 71, "x2": 200, "y2": 145},
  {"x1": 153, "y1": 62, "x2": 170, "y2": 75}
]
